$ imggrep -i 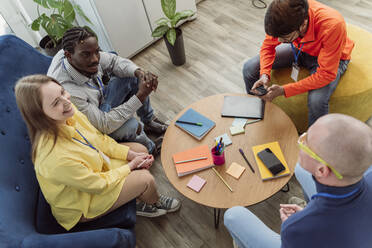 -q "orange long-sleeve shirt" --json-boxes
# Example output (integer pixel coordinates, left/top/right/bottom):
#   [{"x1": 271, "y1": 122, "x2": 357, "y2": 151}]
[{"x1": 259, "y1": 0, "x2": 354, "y2": 97}]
